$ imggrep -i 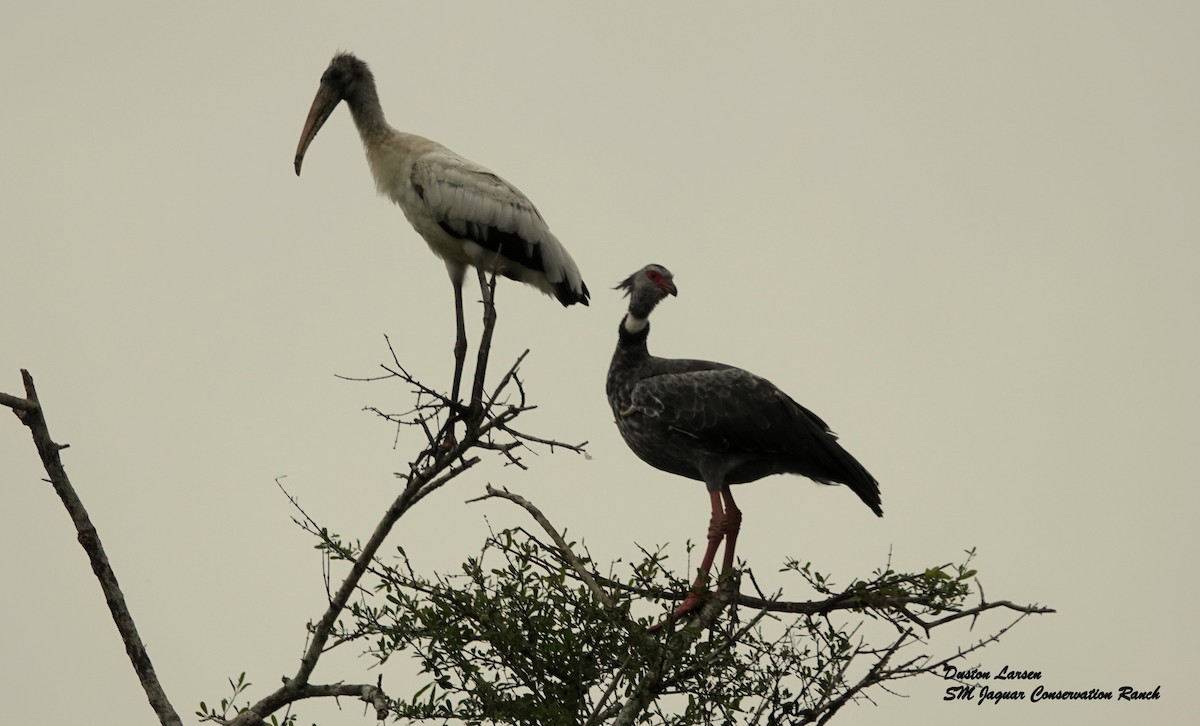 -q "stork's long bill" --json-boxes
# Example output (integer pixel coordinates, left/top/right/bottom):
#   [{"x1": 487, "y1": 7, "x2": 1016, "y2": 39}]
[{"x1": 294, "y1": 84, "x2": 342, "y2": 176}]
